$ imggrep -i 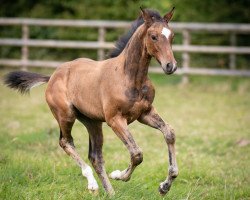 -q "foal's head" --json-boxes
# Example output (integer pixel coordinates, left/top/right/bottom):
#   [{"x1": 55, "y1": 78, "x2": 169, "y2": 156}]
[{"x1": 141, "y1": 7, "x2": 177, "y2": 74}]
